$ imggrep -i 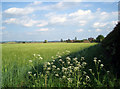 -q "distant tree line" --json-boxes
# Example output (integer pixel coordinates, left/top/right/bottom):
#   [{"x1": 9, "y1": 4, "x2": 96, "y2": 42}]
[{"x1": 60, "y1": 35, "x2": 104, "y2": 43}]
